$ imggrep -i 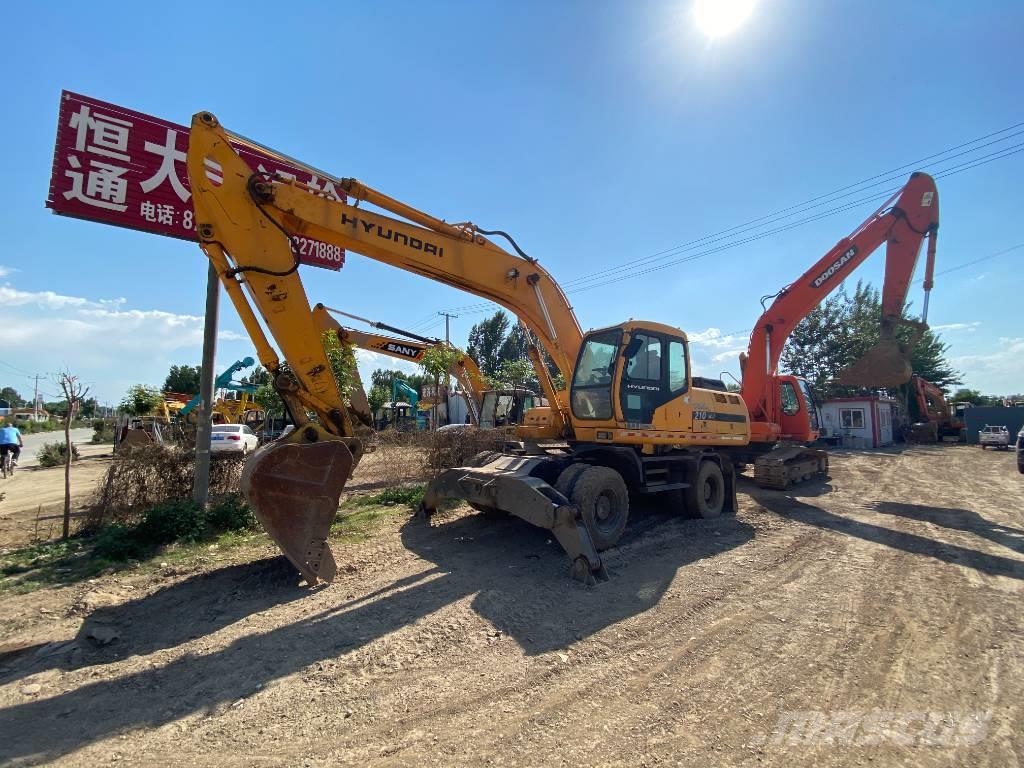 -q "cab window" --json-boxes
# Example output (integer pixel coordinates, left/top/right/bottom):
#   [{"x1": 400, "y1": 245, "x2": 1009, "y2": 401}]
[
  {"x1": 625, "y1": 334, "x2": 661, "y2": 381},
  {"x1": 780, "y1": 382, "x2": 800, "y2": 416},
  {"x1": 571, "y1": 330, "x2": 620, "y2": 420},
  {"x1": 668, "y1": 340, "x2": 688, "y2": 392}
]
